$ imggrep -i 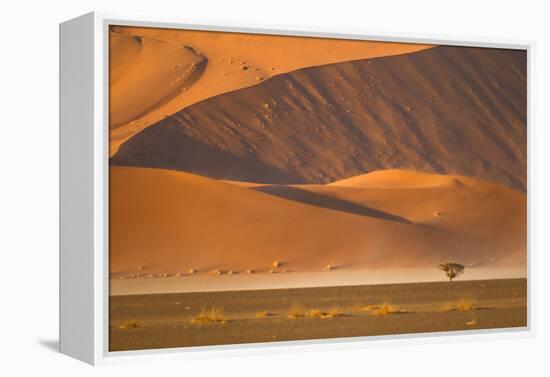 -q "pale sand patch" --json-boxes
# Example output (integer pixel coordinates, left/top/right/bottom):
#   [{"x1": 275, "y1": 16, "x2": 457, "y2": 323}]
[{"x1": 109, "y1": 267, "x2": 526, "y2": 295}]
